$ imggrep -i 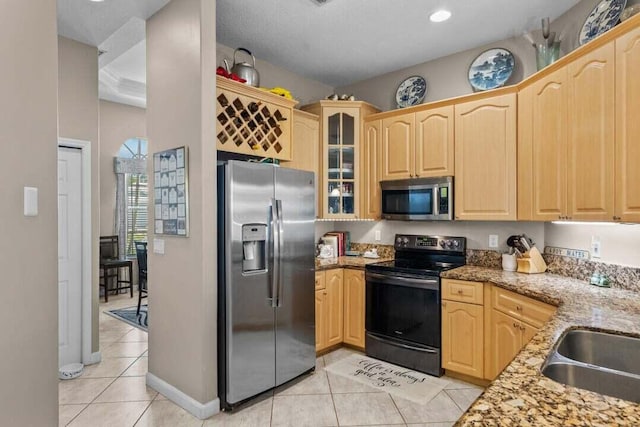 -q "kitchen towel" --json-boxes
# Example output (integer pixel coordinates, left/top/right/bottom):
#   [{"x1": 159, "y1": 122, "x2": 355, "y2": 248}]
[{"x1": 325, "y1": 354, "x2": 451, "y2": 404}]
